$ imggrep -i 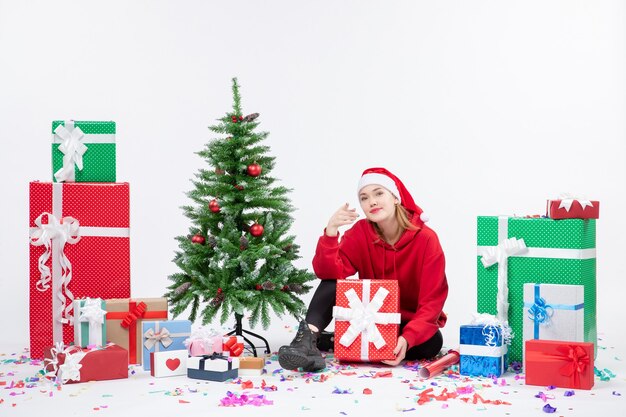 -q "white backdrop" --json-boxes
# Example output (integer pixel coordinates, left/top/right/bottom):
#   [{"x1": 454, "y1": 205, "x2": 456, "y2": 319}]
[{"x1": 1, "y1": 1, "x2": 624, "y2": 351}]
